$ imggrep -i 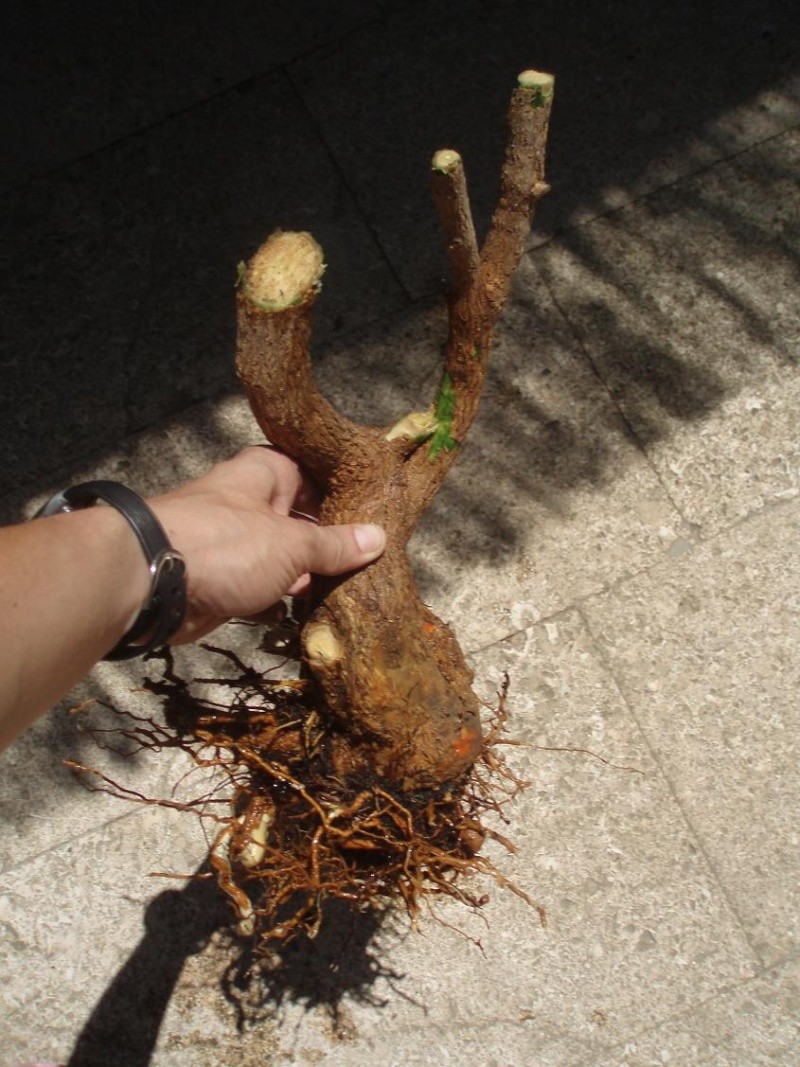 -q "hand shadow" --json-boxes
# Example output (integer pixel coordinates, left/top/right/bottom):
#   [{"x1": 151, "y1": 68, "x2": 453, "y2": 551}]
[
  {"x1": 67, "y1": 865, "x2": 228, "y2": 1067},
  {"x1": 67, "y1": 867, "x2": 400, "y2": 1066}
]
